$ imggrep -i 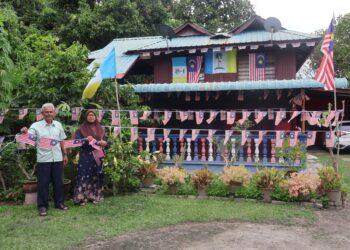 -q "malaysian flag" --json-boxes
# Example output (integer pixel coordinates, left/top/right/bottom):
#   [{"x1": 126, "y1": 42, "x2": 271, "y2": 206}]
[
  {"x1": 92, "y1": 149, "x2": 105, "y2": 166},
  {"x1": 206, "y1": 111, "x2": 218, "y2": 124},
  {"x1": 325, "y1": 131, "x2": 335, "y2": 148},
  {"x1": 179, "y1": 129, "x2": 187, "y2": 140},
  {"x1": 130, "y1": 127, "x2": 138, "y2": 142},
  {"x1": 307, "y1": 131, "x2": 317, "y2": 147},
  {"x1": 196, "y1": 111, "x2": 204, "y2": 124},
  {"x1": 289, "y1": 132, "x2": 299, "y2": 147},
  {"x1": 314, "y1": 17, "x2": 335, "y2": 91},
  {"x1": 179, "y1": 111, "x2": 188, "y2": 122},
  {"x1": 64, "y1": 139, "x2": 85, "y2": 149},
  {"x1": 113, "y1": 127, "x2": 121, "y2": 137},
  {"x1": 163, "y1": 111, "x2": 172, "y2": 125},
  {"x1": 276, "y1": 131, "x2": 285, "y2": 147},
  {"x1": 38, "y1": 137, "x2": 59, "y2": 150},
  {"x1": 220, "y1": 111, "x2": 227, "y2": 121},
  {"x1": 288, "y1": 111, "x2": 301, "y2": 123},
  {"x1": 146, "y1": 128, "x2": 156, "y2": 142},
  {"x1": 36, "y1": 109, "x2": 43, "y2": 121},
  {"x1": 111, "y1": 110, "x2": 120, "y2": 126},
  {"x1": 18, "y1": 109, "x2": 28, "y2": 120},
  {"x1": 224, "y1": 130, "x2": 233, "y2": 145},
  {"x1": 71, "y1": 107, "x2": 81, "y2": 121},
  {"x1": 97, "y1": 110, "x2": 105, "y2": 122},
  {"x1": 226, "y1": 111, "x2": 235, "y2": 125},
  {"x1": 0, "y1": 111, "x2": 5, "y2": 124},
  {"x1": 187, "y1": 56, "x2": 203, "y2": 83},
  {"x1": 241, "y1": 130, "x2": 248, "y2": 146},
  {"x1": 207, "y1": 129, "x2": 216, "y2": 141},
  {"x1": 16, "y1": 133, "x2": 37, "y2": 146},
  {"x1": 191, "y1": 129, "x2": 199, "y2": 141},
  {"x1": 140, "y1": 111, "x2": 152, "y2": 120},
  {"x1": 238, "y1": 111, "x2": 251, "y2": 125},
  {"x1": 163, "y1": 129, "x2": 171, "y2": 140},
  {"x1": 249, "y1": 53, "x2": 265, "y2": 81},
  {"x1": 129, "y1": 111, "x2": 138, "y2": 125},
  {"x1": 89, "y1": 139, "x2": 102, "y2": 151},
  {"x1": 254, "y1": 111, "x2": 267, "y2": 124}
]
